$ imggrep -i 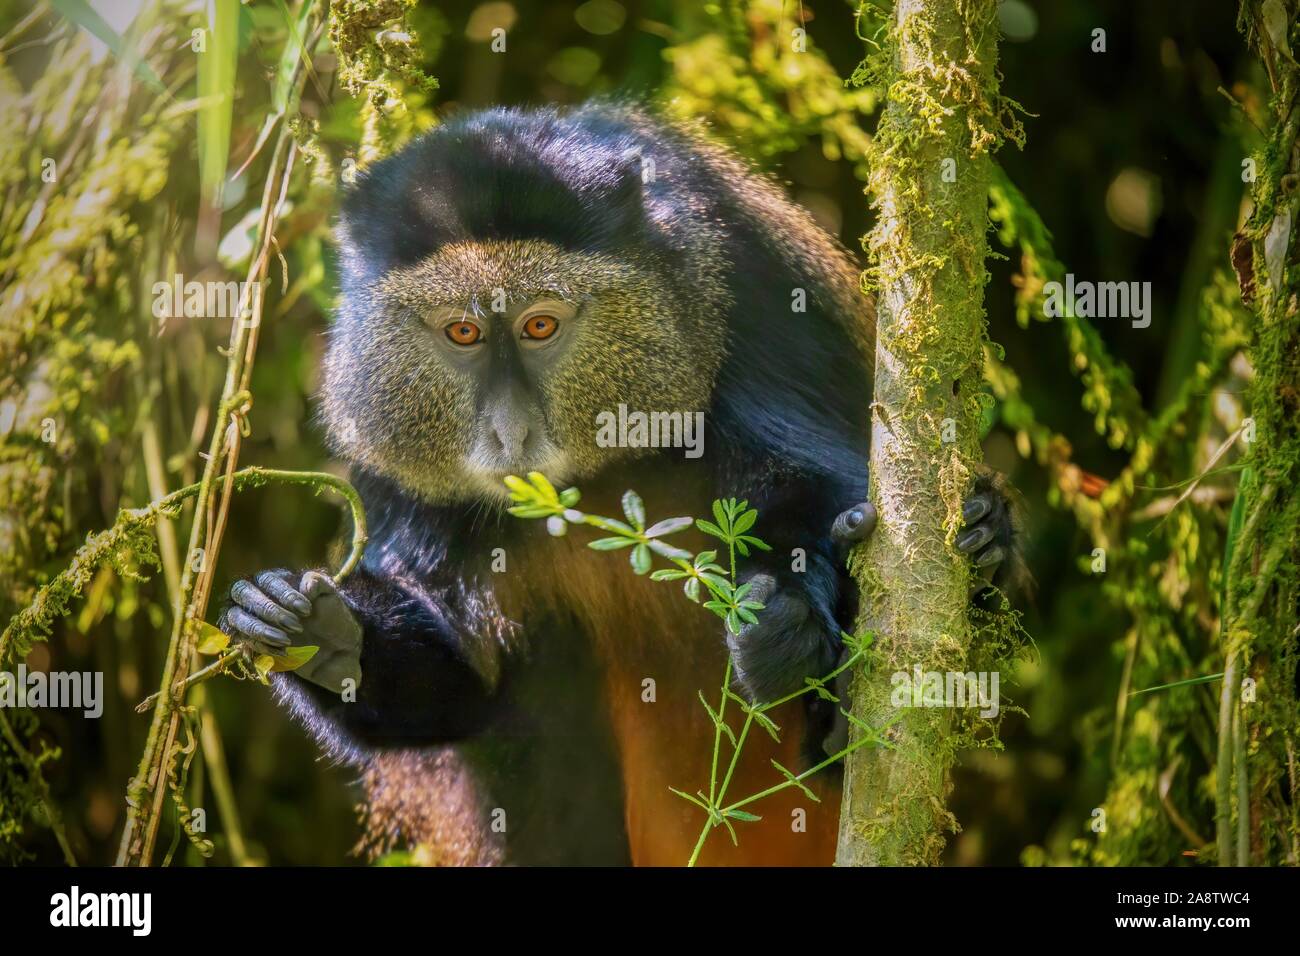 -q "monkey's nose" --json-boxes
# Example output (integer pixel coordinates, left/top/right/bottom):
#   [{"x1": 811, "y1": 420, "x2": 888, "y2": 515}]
[{"x1": 491, "y1": 418, "x2": 530, "y2": 460}]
